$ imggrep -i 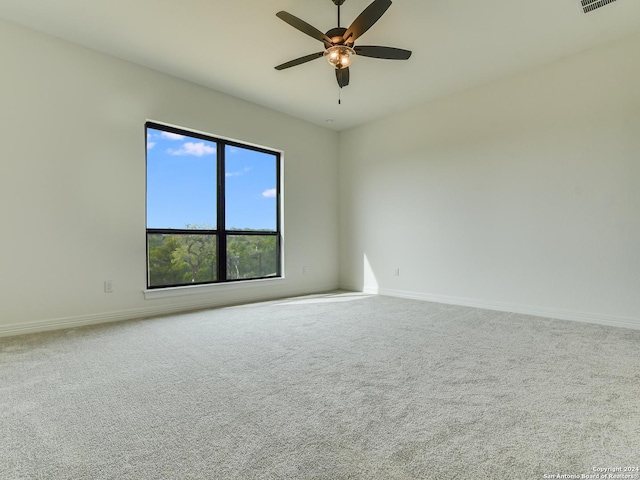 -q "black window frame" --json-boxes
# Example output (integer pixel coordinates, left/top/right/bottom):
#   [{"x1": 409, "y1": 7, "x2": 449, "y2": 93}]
[{"x1": 145, "y1": 121, "x2": 282, "y2": 289}]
